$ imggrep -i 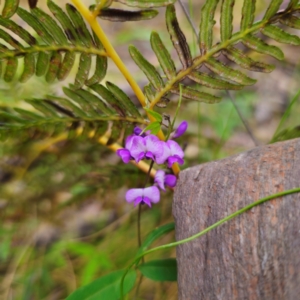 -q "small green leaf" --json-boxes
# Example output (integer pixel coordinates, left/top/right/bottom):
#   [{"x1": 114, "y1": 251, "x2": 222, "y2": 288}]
[
  {"x1": 57, "y1": 51, "x2": 76, "y2": 81},
  {"x1": 0, "y1": 111, "x2": 28, "y2": 123},
  {"x1": 2, "y1": 0, "x2": 19, "y2": 19},
  {"x1": 144, "y1": 108, "x2": 162, "y2": 122},
  {"x1": 97, "y1": 8, "x2": 158, "y2": 22},
  {"x1": 85, "y1": 55, "x2": 107, "y2": 86},
  {"x1": 135, "y1": 223, "x2": 175, "y2": 264},
  {"x1": 171, "y1": 85, "x2": 222, "y2": 104},
  {"x1": 17, "y1": 7, "x2": 54, "y2": 45},
  {"x1": 263, "y1": 0, "x2": 283, "y2": 21},
  {"x1": 13, "y1": 107, "x2": 43, "y2": 119},
  {"x1": 138, "y1": 258, "x2": 177, "y2": 282},
  {"x1": 188, "y1": 71, "x2": 244, "y2": 90},
  {"x1": 222, "y1": 47, "x2": 275, "y2": 73},
  {"x1": 151, "y1": 31, "x2": 176, "y2": 80},
  {"x1": 66, "y1": 269, "x2": 136, "y2": 300},
  {"x1": 4, "y1": 57, "x2": 18, "y2": 82},
  {"x1": 36, "y1": 51, "x2": 51, "y2": 77},
  {"x1": 143, "y1": 121, "x2": 161, "y2": 135},
  {"x1": 114, "y1": 0, "x2": 176, "y2": 8},
  {"x1": 129, "y1": 45, "x2": 164, "y2": 91},
  {"x1": 20, "y1": 53, "x2": 35, "y2": 83},
  {"x1": 262, "y1": 24, "x2": 300, "y2": 45},
  {"x1": 166, "y1": 4, "x2": 192, "y2": 69},
  {"x1": 220, "y1": 0, "x2": 234, "y2": 41},
  {"x1": 280, "y1": 16, "x2": 300, "y2": 29},
  {"x1": 199, "y1": 0, "x2": 220, "y2": 53},
  {"x1": 241, "y1": 0, "x2": 256, "y2": 31},
  {"x1": 74, "y1": 53, "x2": 92, "y2": 89},
  {"x1": 205, "y1": 58, "x2": 257, "y2": 85},
  {"x1": 26, "y1": 99, "x2": 59, "y2": 117},
  {"x1": 106, "y1": 81, "x2": 141, "y2": 117},
  {"x1": 242, "y1": 34, "x2": 284, "y2": 60},
  {"x1": 0, "y1": 28, "x2": 23, "y2": 50},
  {"x1": 45, "y1": 52, "x2": 62, "y2": 83},
  {"x1": 287, "y1": 0, "x2": 298, "y2": 9}
]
